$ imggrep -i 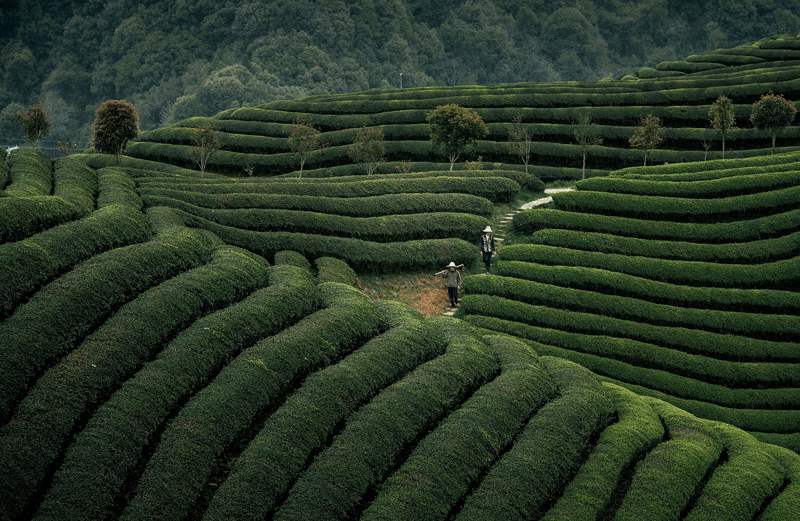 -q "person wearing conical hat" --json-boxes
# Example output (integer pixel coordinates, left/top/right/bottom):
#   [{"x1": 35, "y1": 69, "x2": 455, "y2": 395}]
[
  {"x1": 479, "y1": 226, "x2": 495, "y2": 275},
  {"x1": 436, "y1": 261, "x2": 463, "y2": 308}
]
